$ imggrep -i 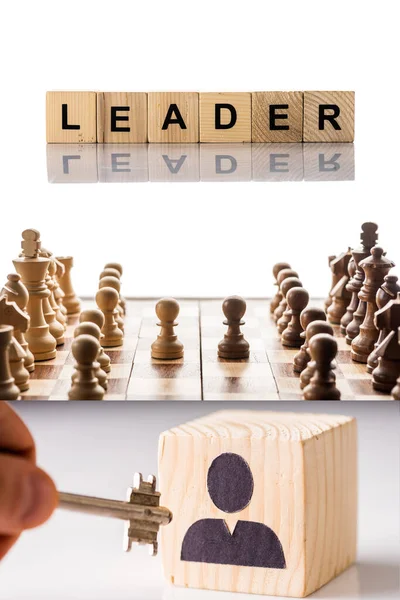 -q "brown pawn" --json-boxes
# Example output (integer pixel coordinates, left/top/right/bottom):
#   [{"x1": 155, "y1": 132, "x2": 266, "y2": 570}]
[
  {"x1": 273, "y1": 269, "x2": 299, "y2": 322},
  {"x1": 303, "y1": 334, "x2": 341, "y2": 400},
  {"x1": 218, "y1": 296, "x2": 249, "y2": 359},
  {"x1": 324, "y1": 255, "x2": 338, "y2": 310},
  {"x1": 1, "y1": 273, "x2": 35, "y2": 372},
  {"x1": 270, "y1": 262, "x2": 291, "y2": 314},
  {"x1": 293, "y1": 307, "x2": 327, "y2": 373},
  {"x1": 79, "y1": 309, "x2": 111, "y2": 373},
  {"x1": 367, "y1": 275, "x2": 400, "y2": 373},
  {"x1": 391, "y1": 327, "x2": 400, "y2": 399},
  {"x1": 151, "y1": 298, "x2": 184, "y2": 360},
  {"x1": 276, "y1": 277, "x2": 303, "y2": 334},
  {"x1": 96, "y1": 287, "x2": 124, "y2": 348},
  {"x1": 300, "y1": 321, "x2": 335, "y2": 389},
  {"x1": 73, "y1": 323, "x2": 108, "y2": 390},
  {"x1": 371, "y1": 294, "x2": 400, "y2": 393},
  {"x1": 340, "y1": 258, "x2": 357, "y2": 333},
  {"x1": 281, "y1": 287, "x2": 309, "y2": 348},
  {"x1": 351, "y1": 247, "x2": 395, "y2": 363},
  {"x1": 56, "y1": 256, "x2": 81, "y2": 315},
  {"x1": 0, "y1": 325, "x2": 20, "y2": 400},
  {"x1": 68, "y1": 334, "x2": 105, "y2": 400},
  {"x1": 99, "y1": 276, "x2": 124, "y2": 332},
  {"x1": 104, "y1": 262, "x2": 126, "y2": 315},
  {"x1": 346, "y1": 222, "x2": 379, "y2": 344},
  {"x1": 327, "y1": 249, "x2": 352, "y2": 324}
]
